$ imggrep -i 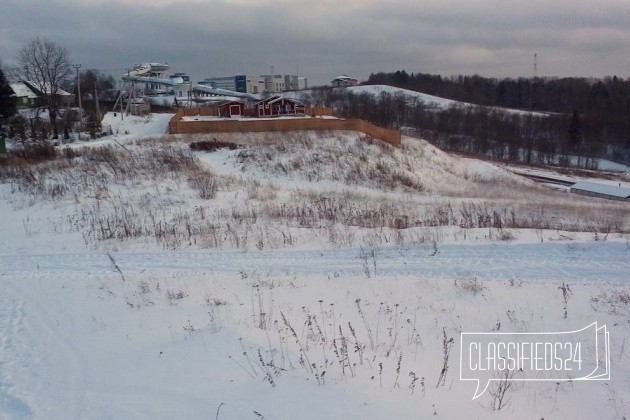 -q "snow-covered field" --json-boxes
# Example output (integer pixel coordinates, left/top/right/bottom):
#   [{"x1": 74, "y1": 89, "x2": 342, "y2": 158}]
[{"x1": 1, "y1": 113, "x2": 629, "y2": 419}]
